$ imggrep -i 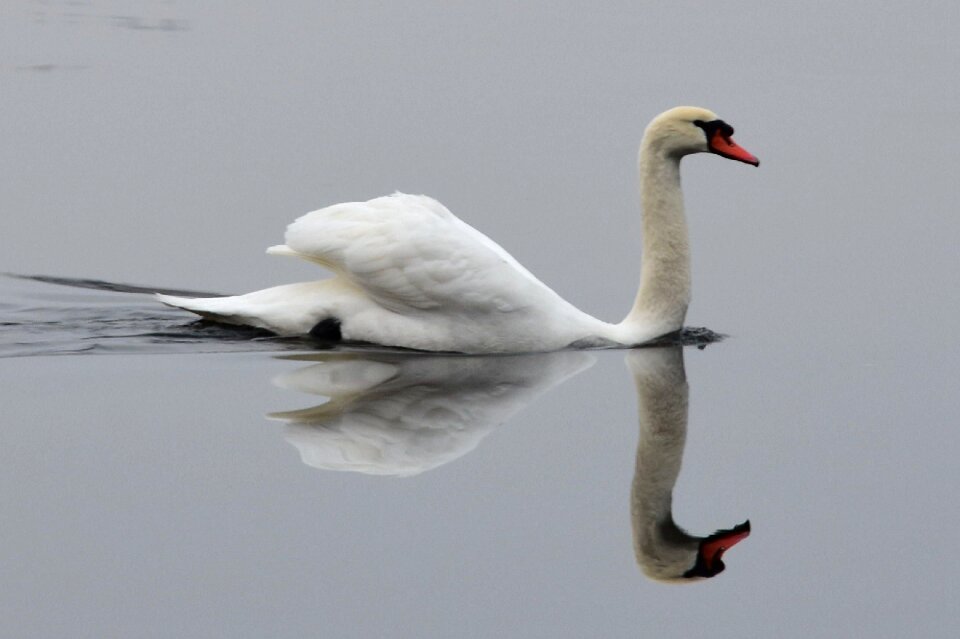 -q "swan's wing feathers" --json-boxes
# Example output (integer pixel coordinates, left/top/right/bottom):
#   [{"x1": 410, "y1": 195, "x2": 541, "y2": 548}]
[{"x1": 281, "y1": 193, "x2": 553, "y2": 313}]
